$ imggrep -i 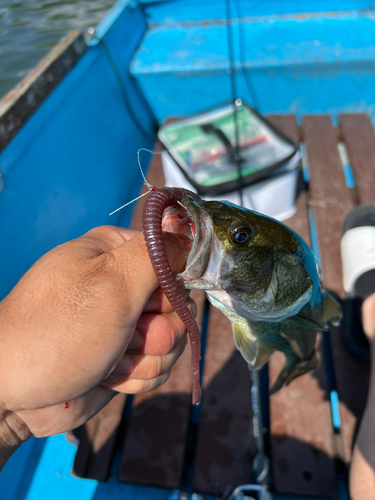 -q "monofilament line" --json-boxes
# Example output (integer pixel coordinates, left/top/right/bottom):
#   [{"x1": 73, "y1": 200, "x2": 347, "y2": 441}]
[
  {"x1": 109, "y1": 148, "x2": 161, "y2": 216},
  {"x1": 137, "y1": 148, "x2": 156, "y2": 191},
  {"x1": 109, "y1": 191, "x2": 151, "y2": 216}
]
